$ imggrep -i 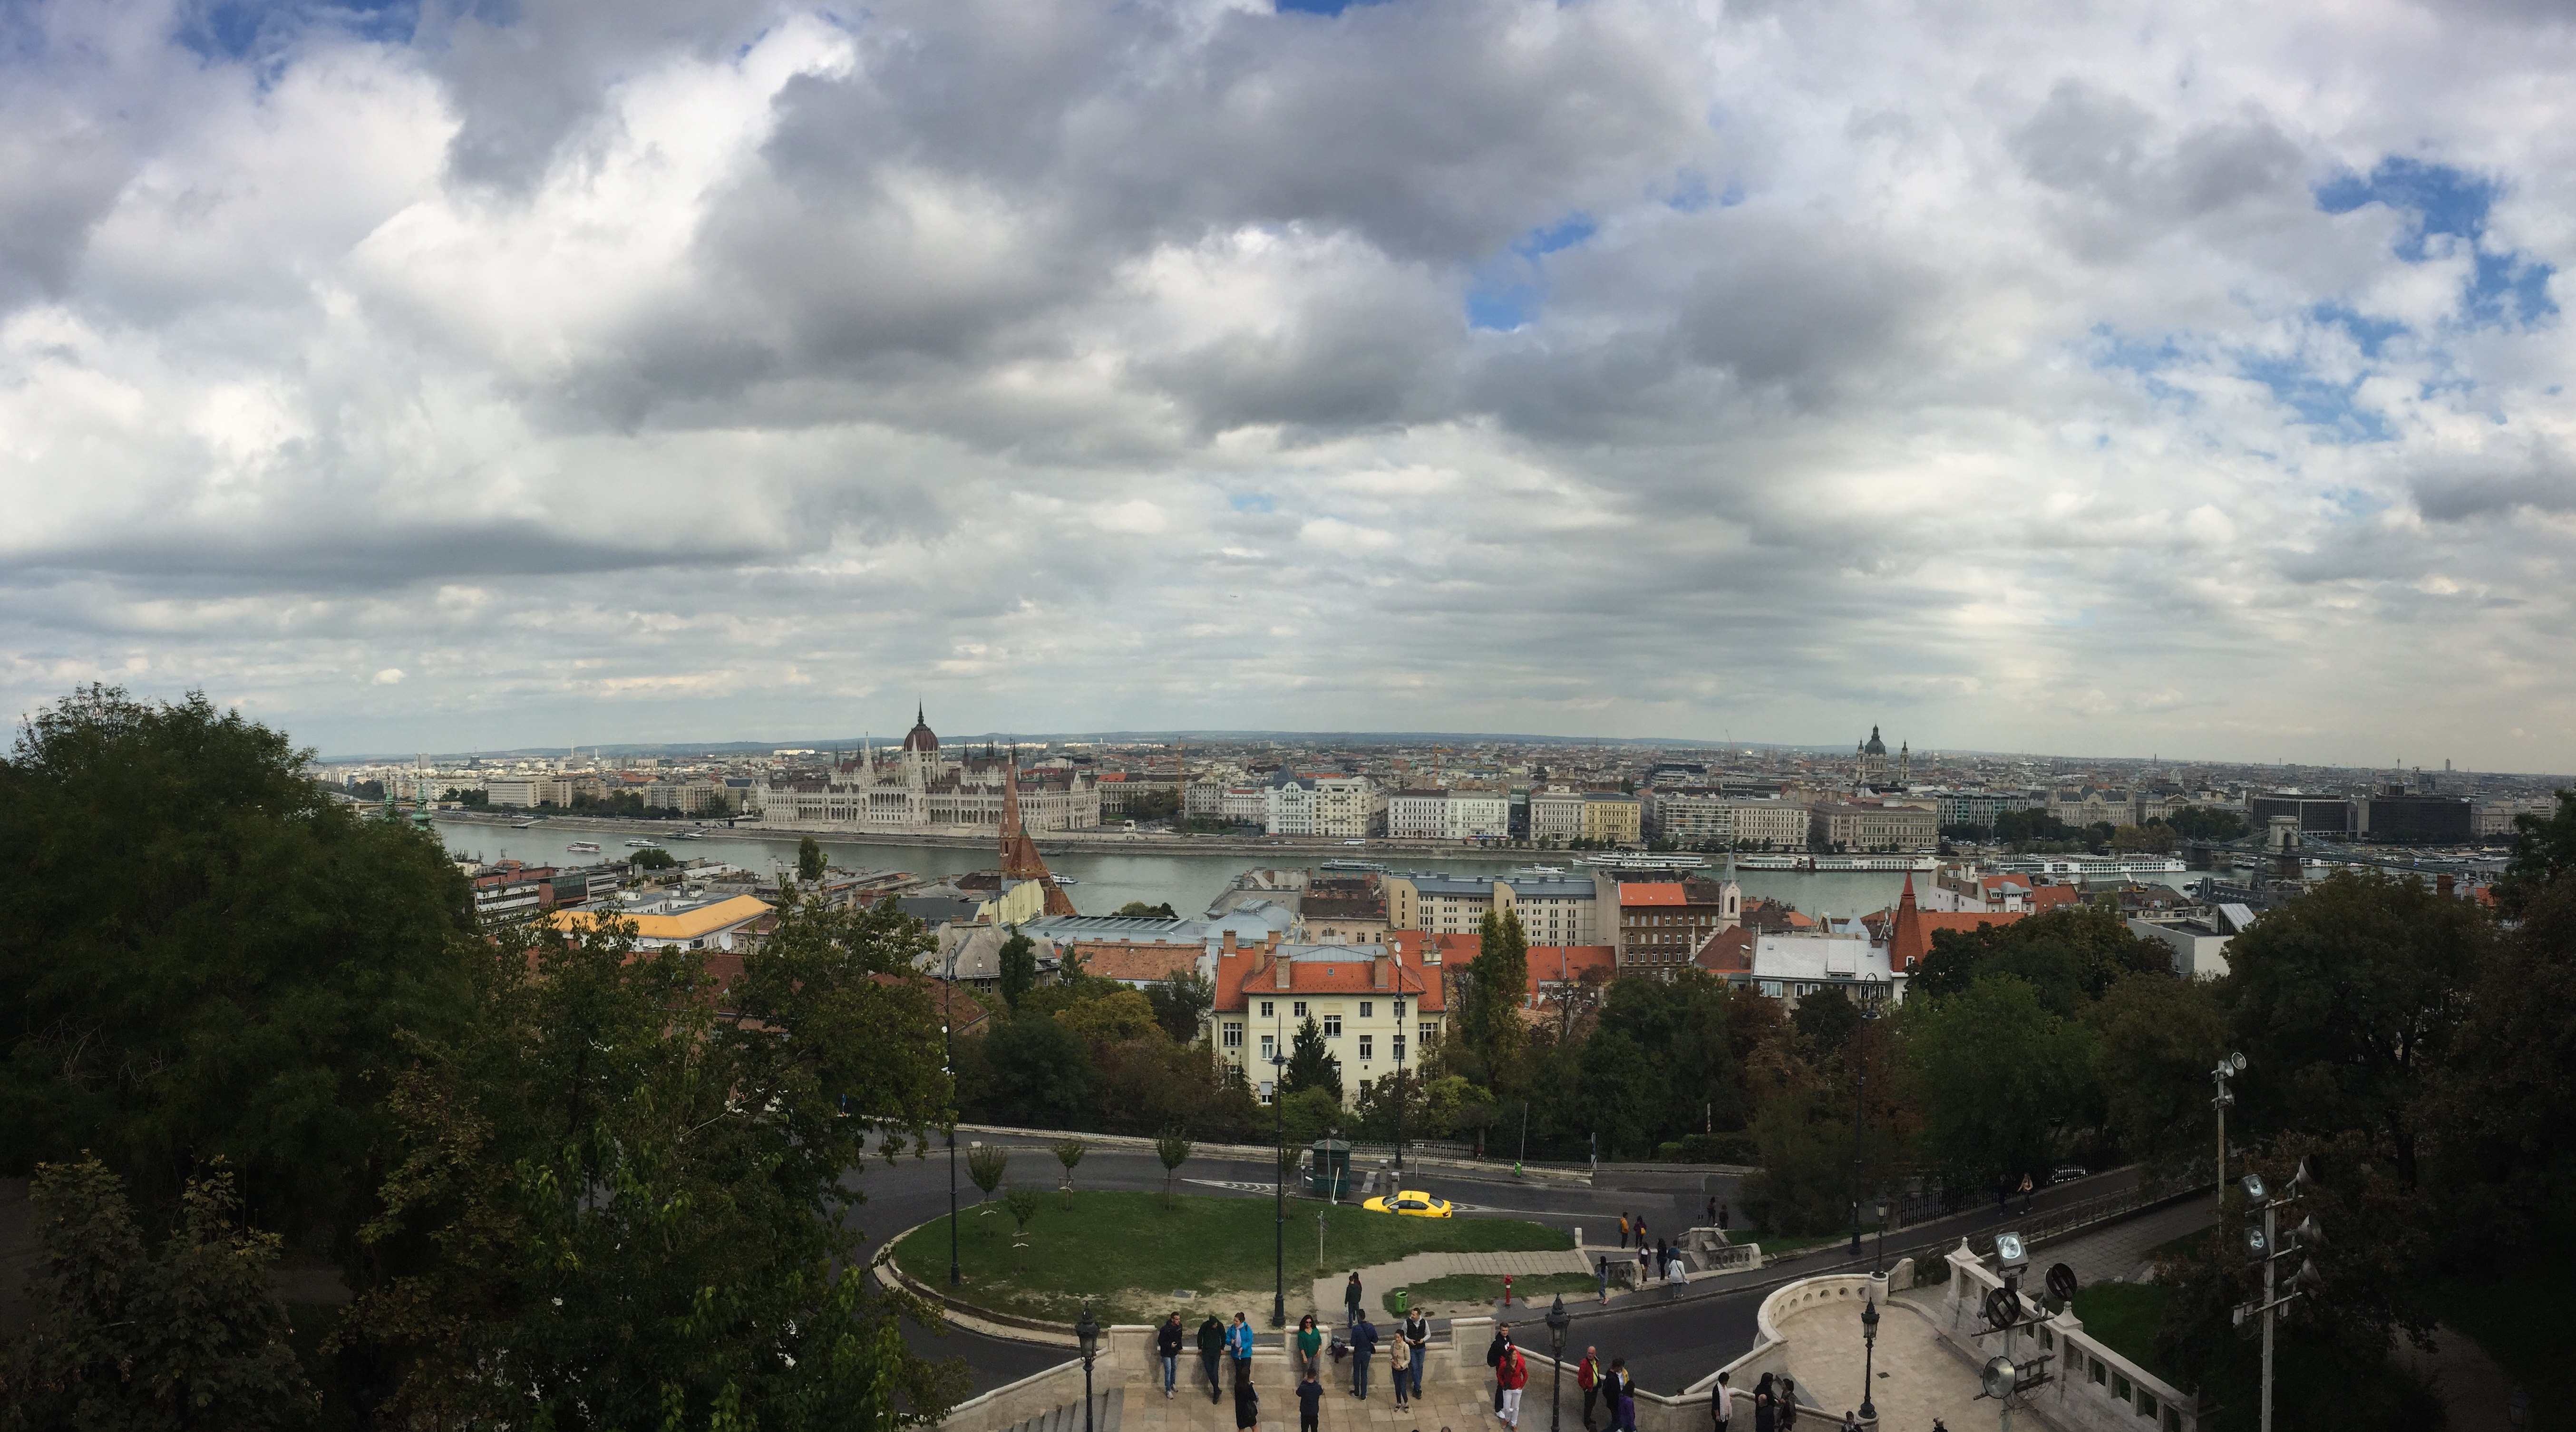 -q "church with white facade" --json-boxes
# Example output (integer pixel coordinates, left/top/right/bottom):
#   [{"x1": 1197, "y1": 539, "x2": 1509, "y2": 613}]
[{"x1": 760, "y1": 708, "x2": 1103, "y2": 835}]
